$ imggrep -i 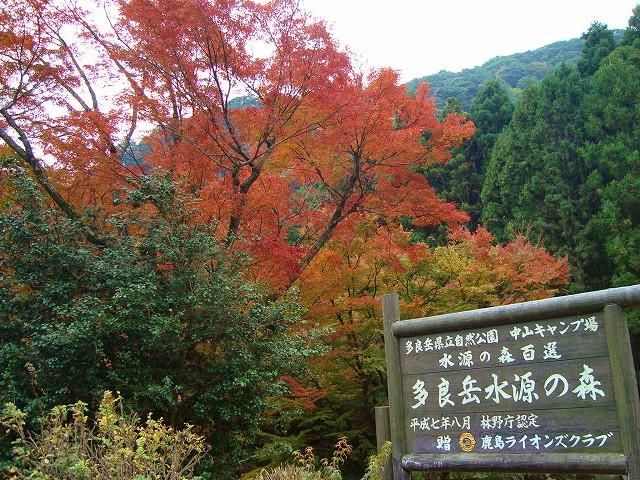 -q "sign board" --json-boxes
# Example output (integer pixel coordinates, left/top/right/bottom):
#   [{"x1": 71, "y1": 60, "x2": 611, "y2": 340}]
[{"x1": 381, "y1": 286, "x2": 640, "y2": 479}]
